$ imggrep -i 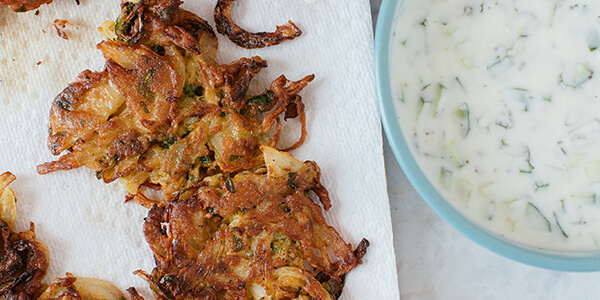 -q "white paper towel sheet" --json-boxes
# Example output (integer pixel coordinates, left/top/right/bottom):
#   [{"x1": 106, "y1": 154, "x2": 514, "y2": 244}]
[{"x1": 0, "y1": 0, "x2": 400, "y2": 299}]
